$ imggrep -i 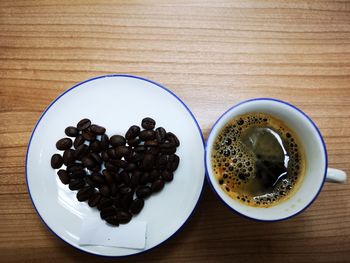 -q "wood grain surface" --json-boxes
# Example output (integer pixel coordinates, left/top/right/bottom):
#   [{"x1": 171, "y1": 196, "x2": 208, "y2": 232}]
[{"x1": 1, "y1": 0, "x2": 350, "y2": 262}]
